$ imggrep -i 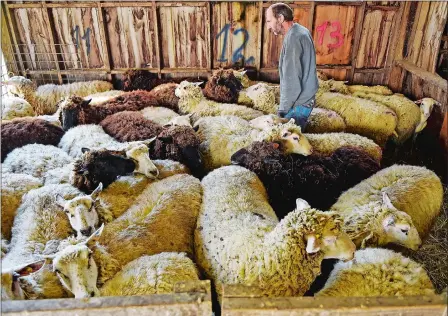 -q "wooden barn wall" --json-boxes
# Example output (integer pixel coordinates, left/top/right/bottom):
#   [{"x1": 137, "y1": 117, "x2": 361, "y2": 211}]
[{"x1": 1, "y1": 1, "x2": 447, "y2": 105}]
